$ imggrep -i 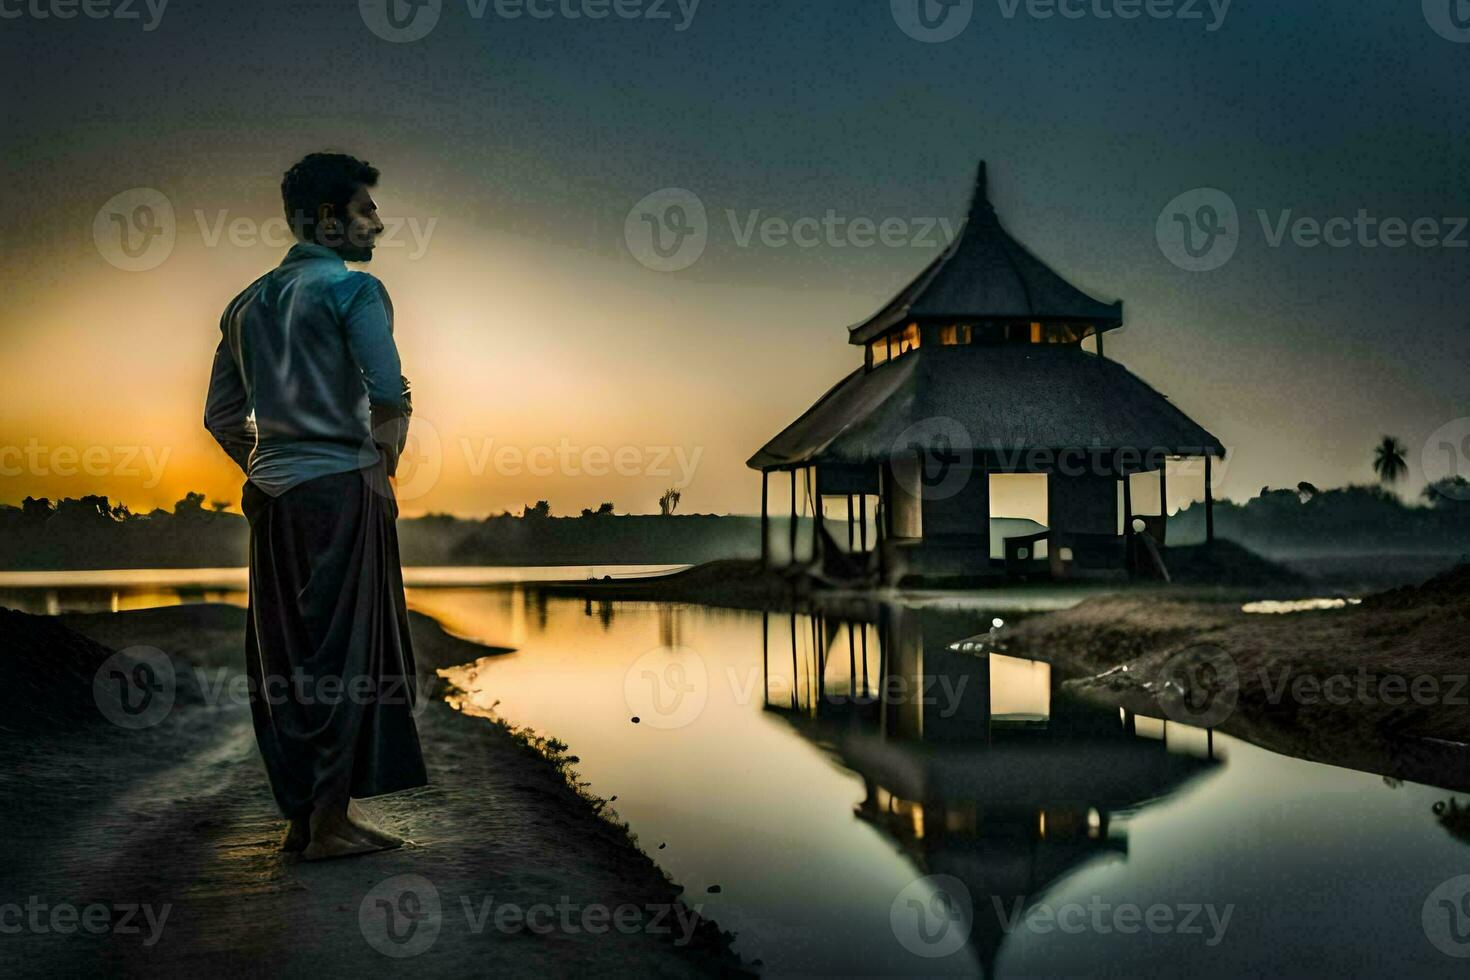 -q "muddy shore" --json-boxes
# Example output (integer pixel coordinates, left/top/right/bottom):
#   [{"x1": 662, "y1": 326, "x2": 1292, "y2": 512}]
[
  {"x1": 0, "y1": 604, "x2": 744, "y2": 978},
  {"x1": 996, "y1": 563, "x2": 1470, "y2": 789}
]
